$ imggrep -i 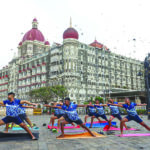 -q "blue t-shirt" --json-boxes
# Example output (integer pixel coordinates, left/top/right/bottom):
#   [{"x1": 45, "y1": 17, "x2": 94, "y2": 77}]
[
  {"x1": 88, "y1": 105, "x2": 96, "y2": 114},
  {"x1": 94, "y1": 104, "x2": 105, "y2": 115},
  {"x1": 54, "y1": 104, "x2": 65, "y2": 115},
  {"x1": 62, "y1": 104, "x2": 79, "y2": 121},
  {"x1": 108, "y1": 102, "x2": 120, "y2": 115},
  {"x1": 54, "y1": 104, "x2": 61, "y2": 115},
  {"x1": 3, "y1": 99, "x2": 21, "y2": 117},
  {"x1": 122, "y1": 102, "x2": 137, "y2": 116},
  {"x1": 18, "y1": 104, "x2": 26, "y2": 115}
]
